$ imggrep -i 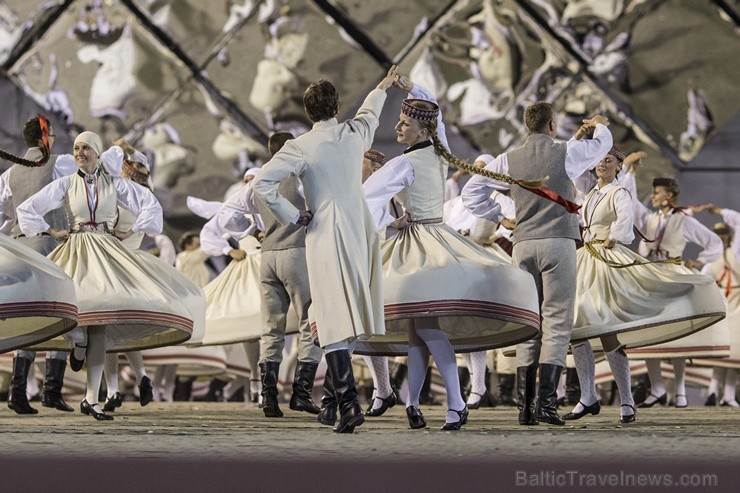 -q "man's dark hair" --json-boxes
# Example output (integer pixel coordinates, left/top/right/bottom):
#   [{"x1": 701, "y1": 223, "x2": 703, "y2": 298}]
[
  {"x1": 268, "y1": 131, "x2": 295, "y2": 157},
  {"x1": 22, "y1": 117, "x2": 42, "y2": 147},
  {"x1": 523, "y1": 101, "x2": 554, "y2": 134},
  {"x1": 303, "y1": 80, "x2": 339, "y2": 123}
]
